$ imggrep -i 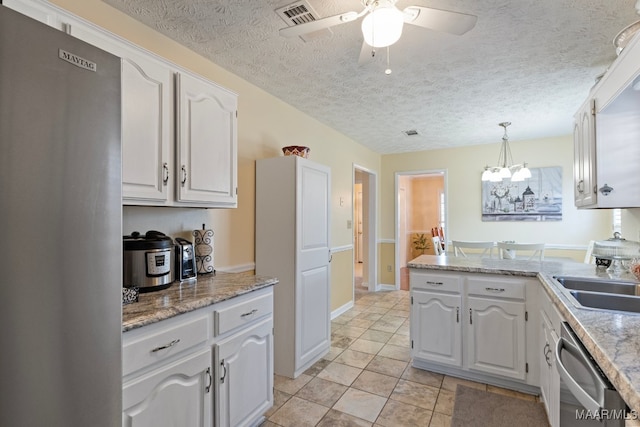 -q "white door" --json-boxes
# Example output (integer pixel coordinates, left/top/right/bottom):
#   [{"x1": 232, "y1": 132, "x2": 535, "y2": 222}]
[
  {"x1": 467, "y1": 297, "x2": 526, "y2": 380},
  {"x1": 216, "y1": 319, "x2": 273, "y2": 427},
  {"x1": 411, "y1": 290, "x2": 462, "y2": 367},
  {"x1": 122, "y1": 348, "x2": 212, "y2": 427},
  {"x1": 176, "y1": 72, "x2": 237, "y2": 206},
  {"x1": 296, "y1": 159, "x2": 331, "y2": 369}
]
